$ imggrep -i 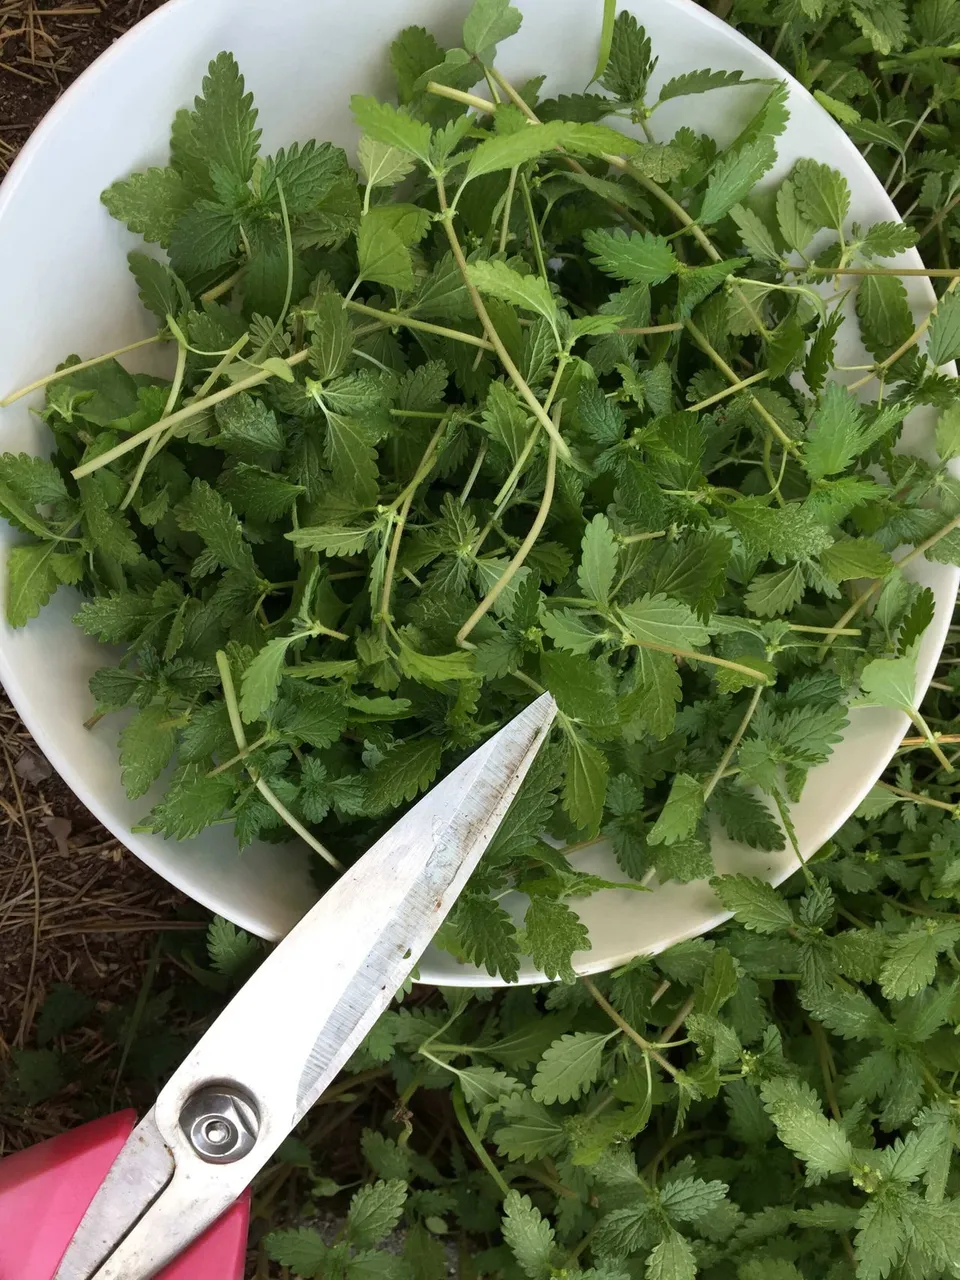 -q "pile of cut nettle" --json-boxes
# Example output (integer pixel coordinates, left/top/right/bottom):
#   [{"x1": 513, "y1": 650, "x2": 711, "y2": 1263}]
[{"x1": 2, "y1": 0, "x2": 958, "y2": 981}]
